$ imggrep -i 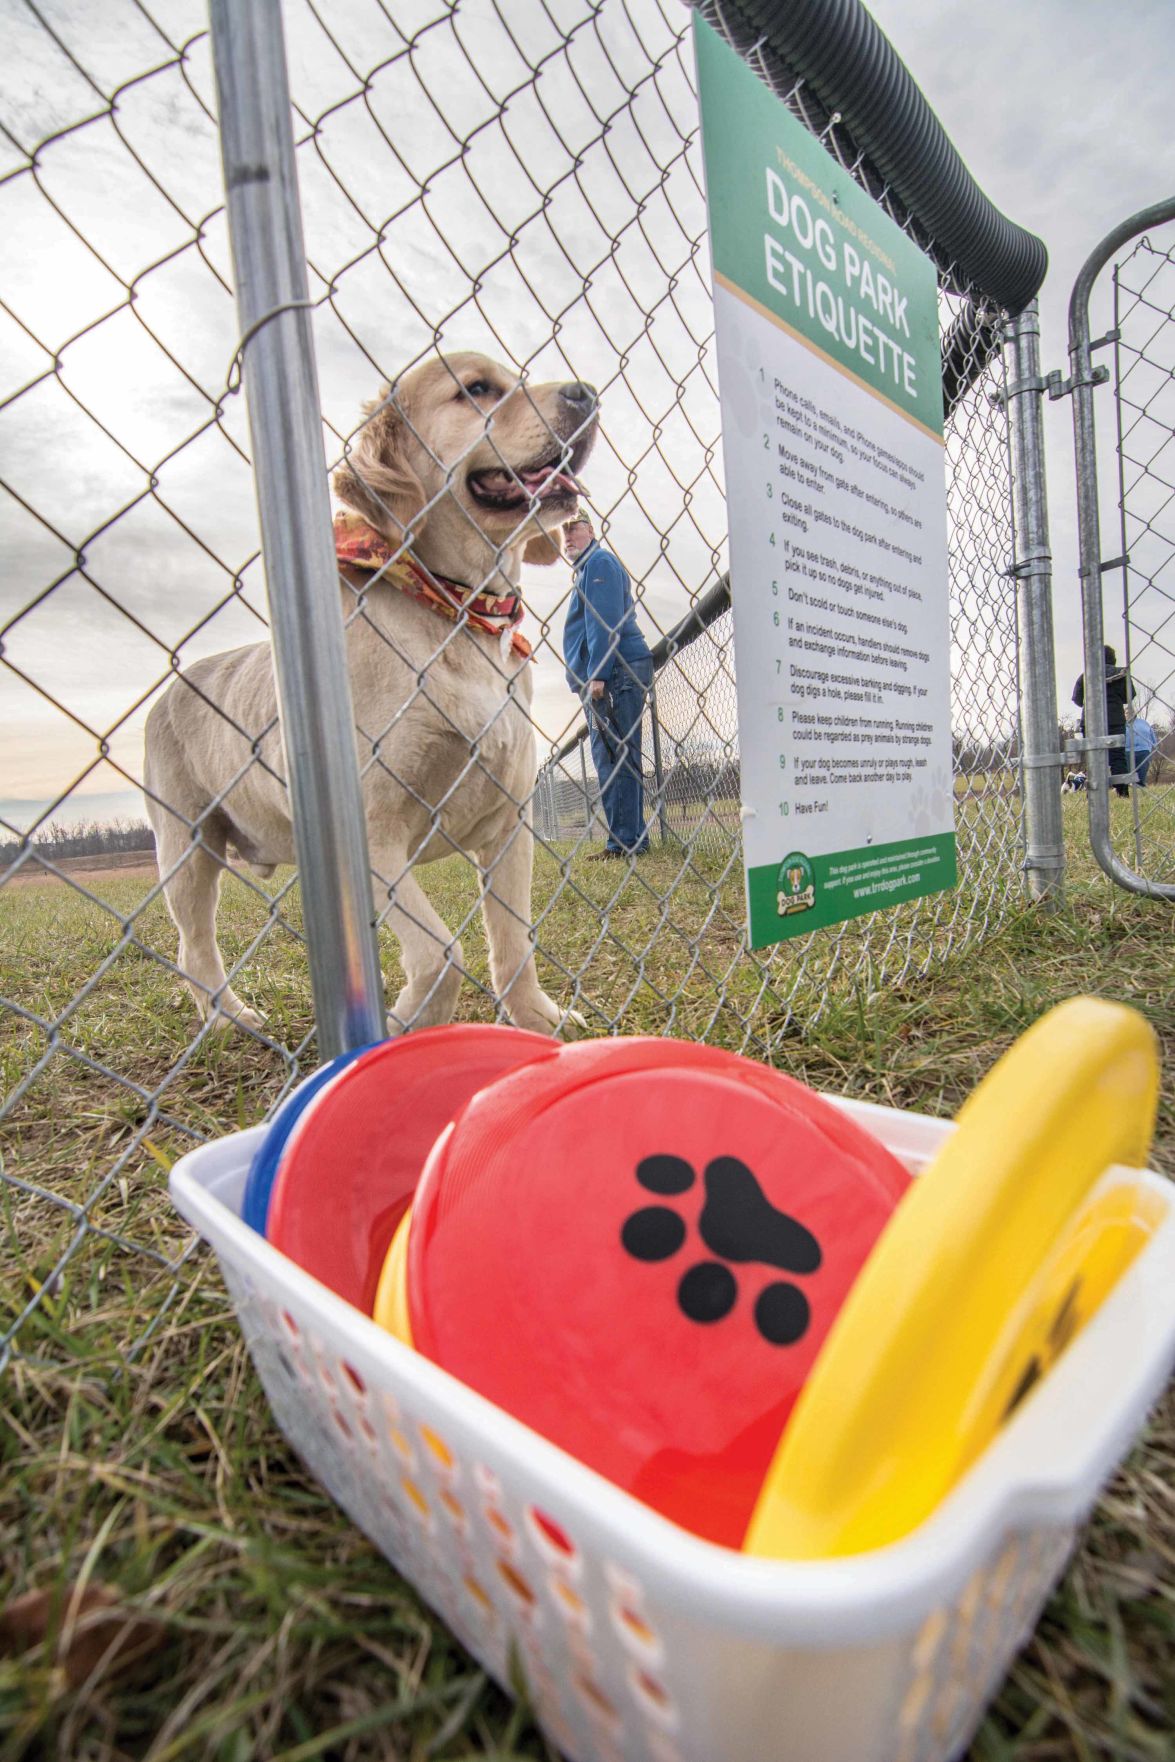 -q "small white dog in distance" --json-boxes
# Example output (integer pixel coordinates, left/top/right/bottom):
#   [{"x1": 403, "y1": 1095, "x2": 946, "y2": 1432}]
[{"x1": 145, "y1": 351, "x2": 598, "y2": 1035}]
